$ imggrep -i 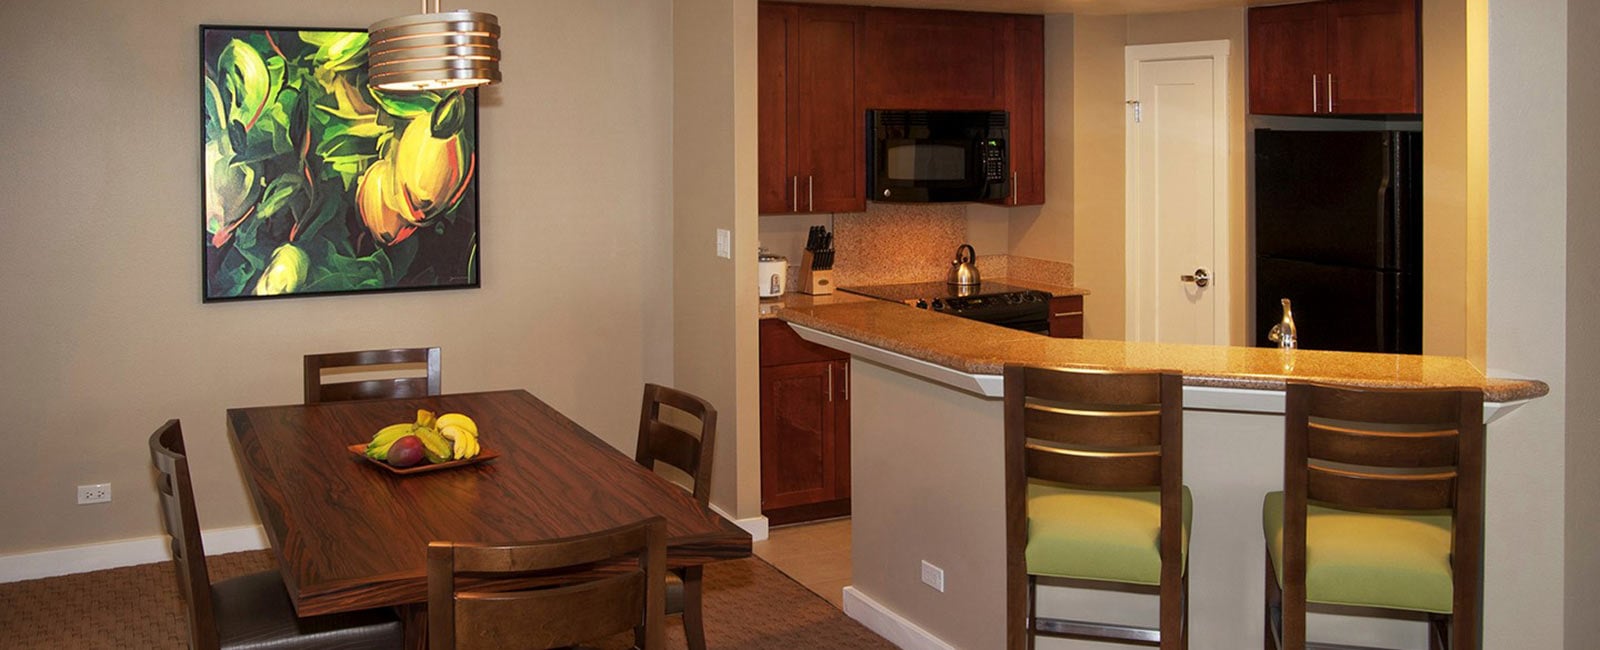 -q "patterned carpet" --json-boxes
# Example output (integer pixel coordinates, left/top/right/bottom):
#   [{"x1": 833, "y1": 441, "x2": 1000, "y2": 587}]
[{"x1": 0, "y1": 551, "x2": 895, "y2": 649}]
